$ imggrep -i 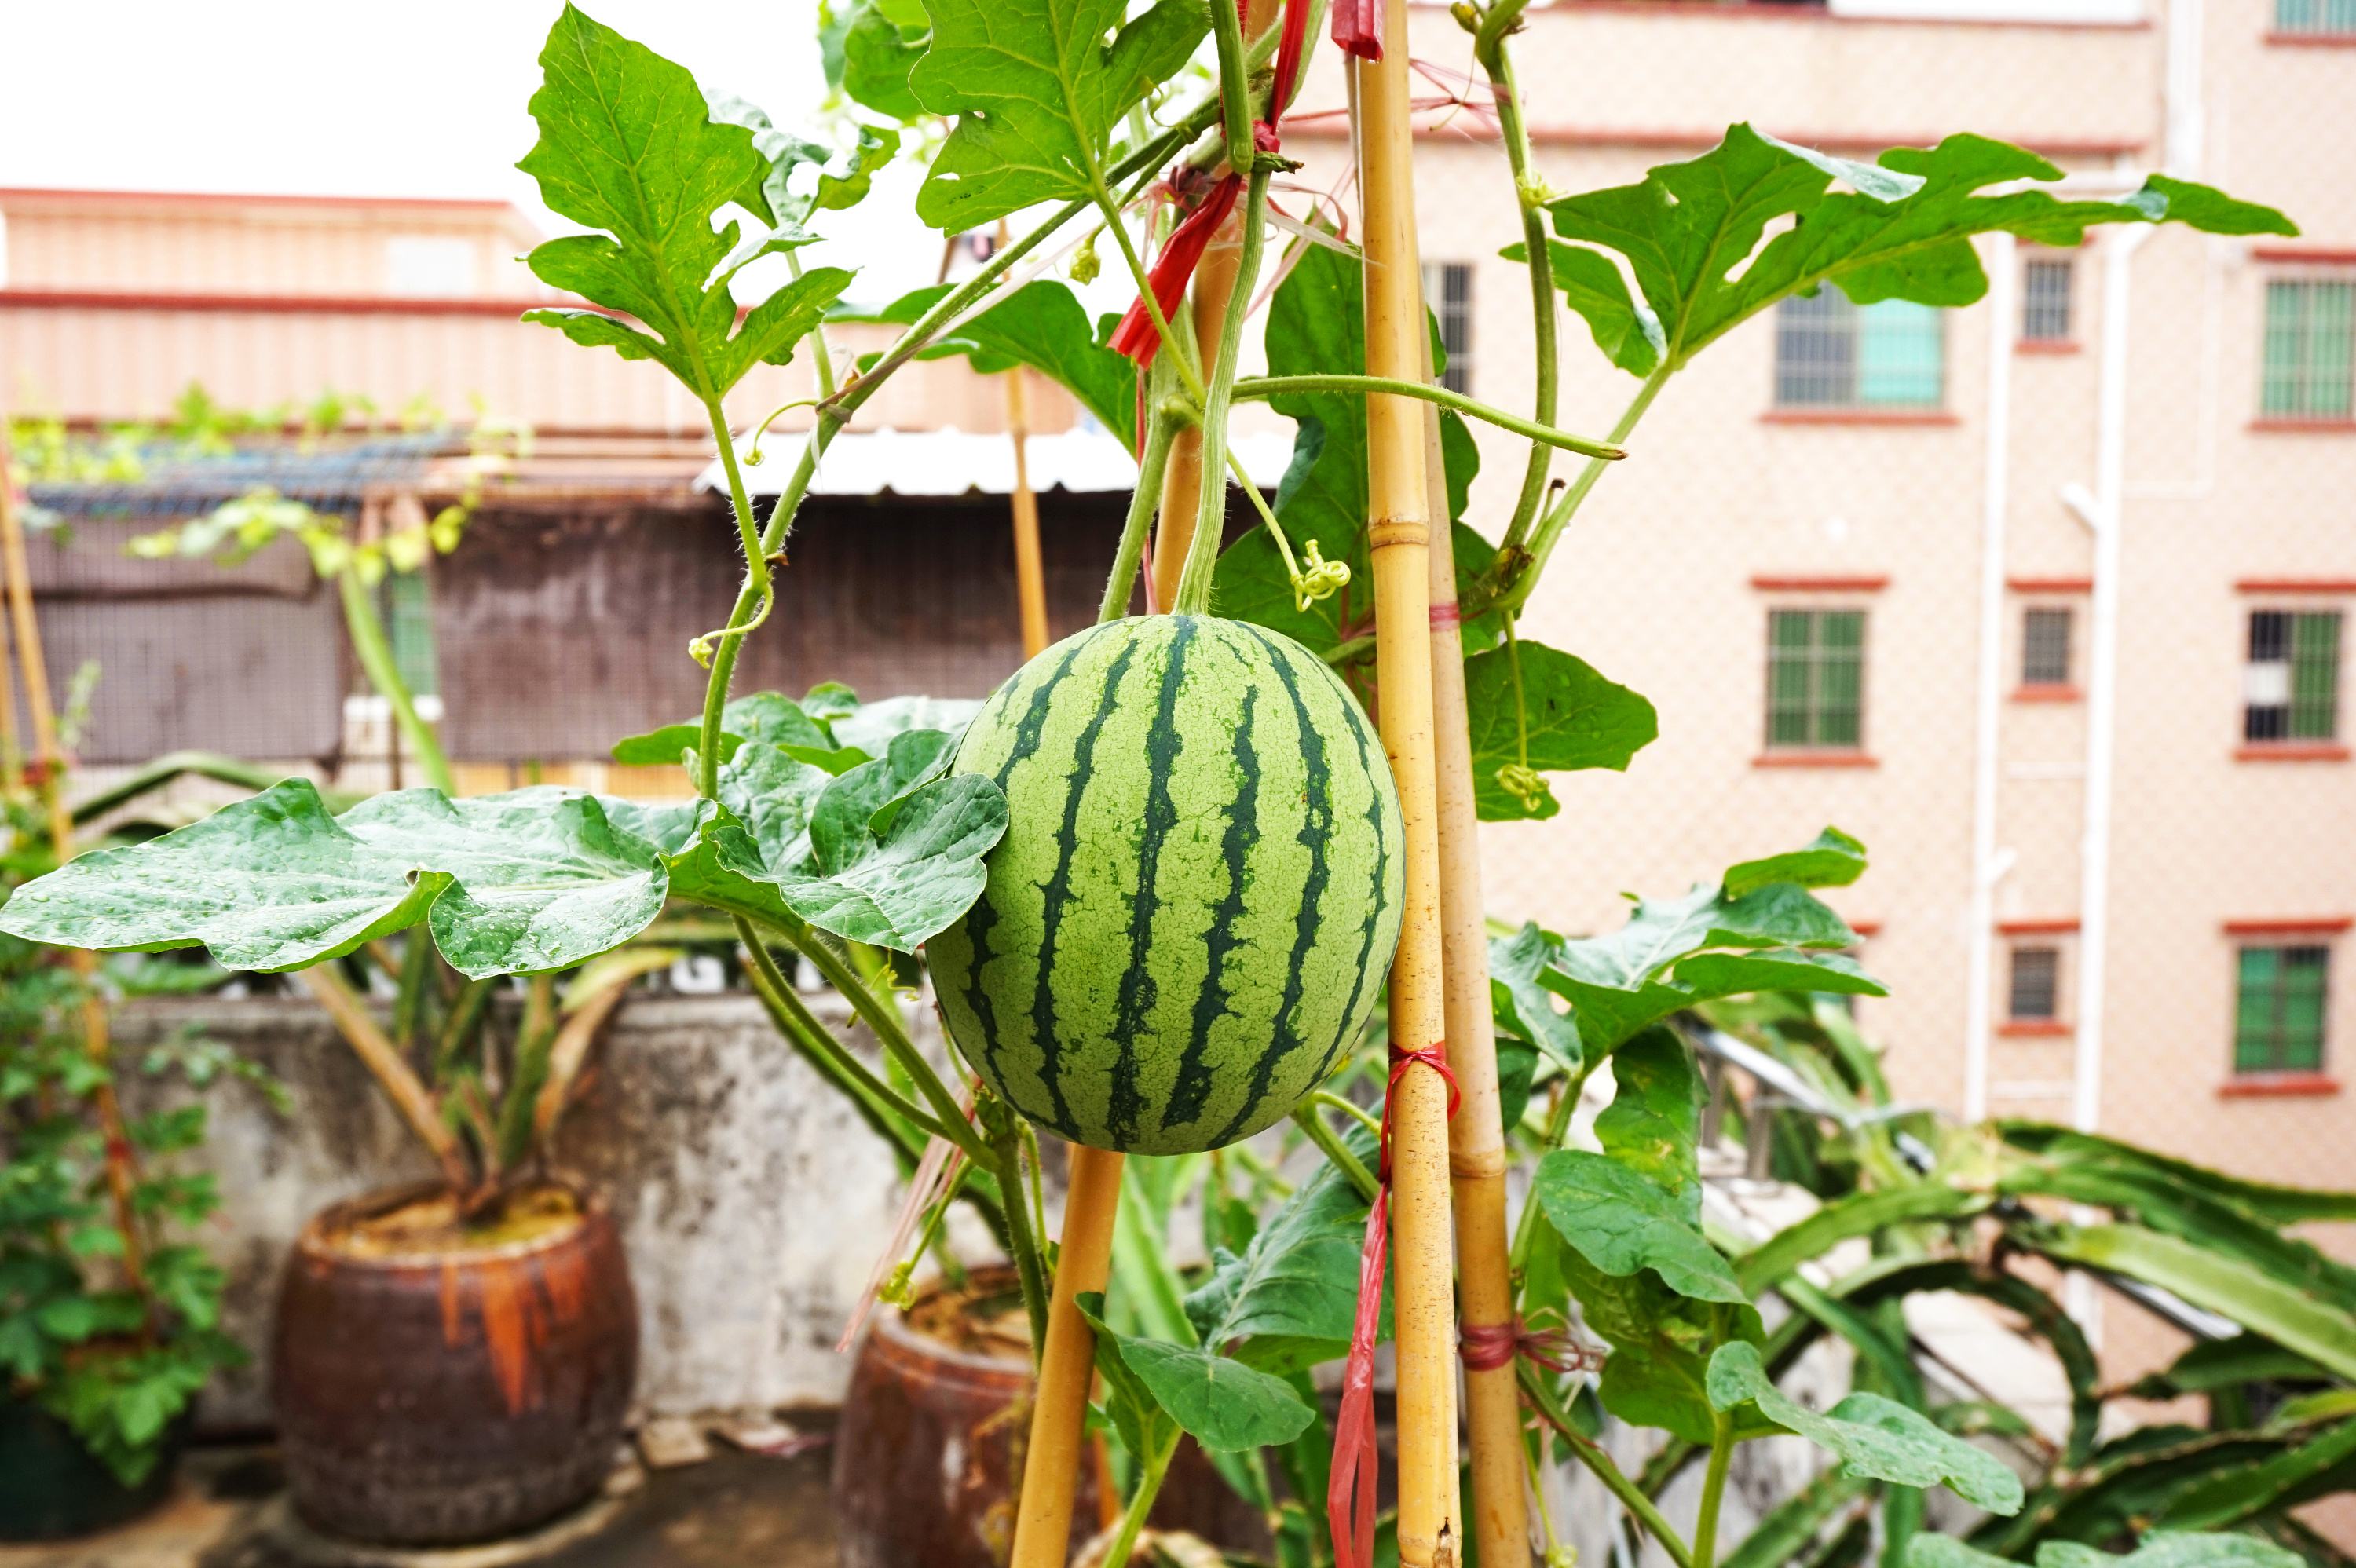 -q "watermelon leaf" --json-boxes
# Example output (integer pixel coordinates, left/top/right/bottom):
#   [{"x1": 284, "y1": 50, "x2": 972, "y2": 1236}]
[
  {"x1": 1546, "y1": 123, "x2": 2296, "y2": 379},
  {"x1": 1532, "y1": 858, "x2": 1876, "y2": 1056},
  {"x1": 1593, "y1": 1027, "x2": 1706, "y2": 1202},
  {"x1": 1074, "y1": 1292, "x2": 1179, "y2": 1465},
  {"x1": 1462, "y1": 639, "x2": 1658, "y2": 821},
  {"x1": 842, "y1": 280, "x2": 1140, "y2": 449},
  {"x1": 1708, "y1": 1341, "x2": 2025, "y2": 1515},
  {"x1": 907, "y1": 0, "x2": 1205, "y2": 231},
  {"x1": 668, "y1": 749, "x2": 1006, "y2": 952},
  {"x1": 1076, "y1": 1295, "x2": 1316, "y2": 1453},
  {"x1": 840, "y1": 0, "x2": 930, "y2": 122},
  {"x1": 1722, "y1": 826, "x2": 1868, "y2": 898},
  {"x1": 1535, "y1": 1150, "x2": 1748, "y2": 1306},
  {"x1": 516, "y1": 6, "x2": 854, "y2": 397},
  {"x1": 1214, "y1": 238, "x2": 1485, "y2": 663},
  {"x1": 1911, "y1": 1534, "x2": 2304, "y2": 1568},
  {"x1": 1490, "y1": 922, "x2": 1584, "y2": 1073},
  {"x1": 1183, "y1": 1136, "x2": 1388, "y2": 1372},
  {"x1": 0, "y1": 780, "x2": 668, "y2": 978}
]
